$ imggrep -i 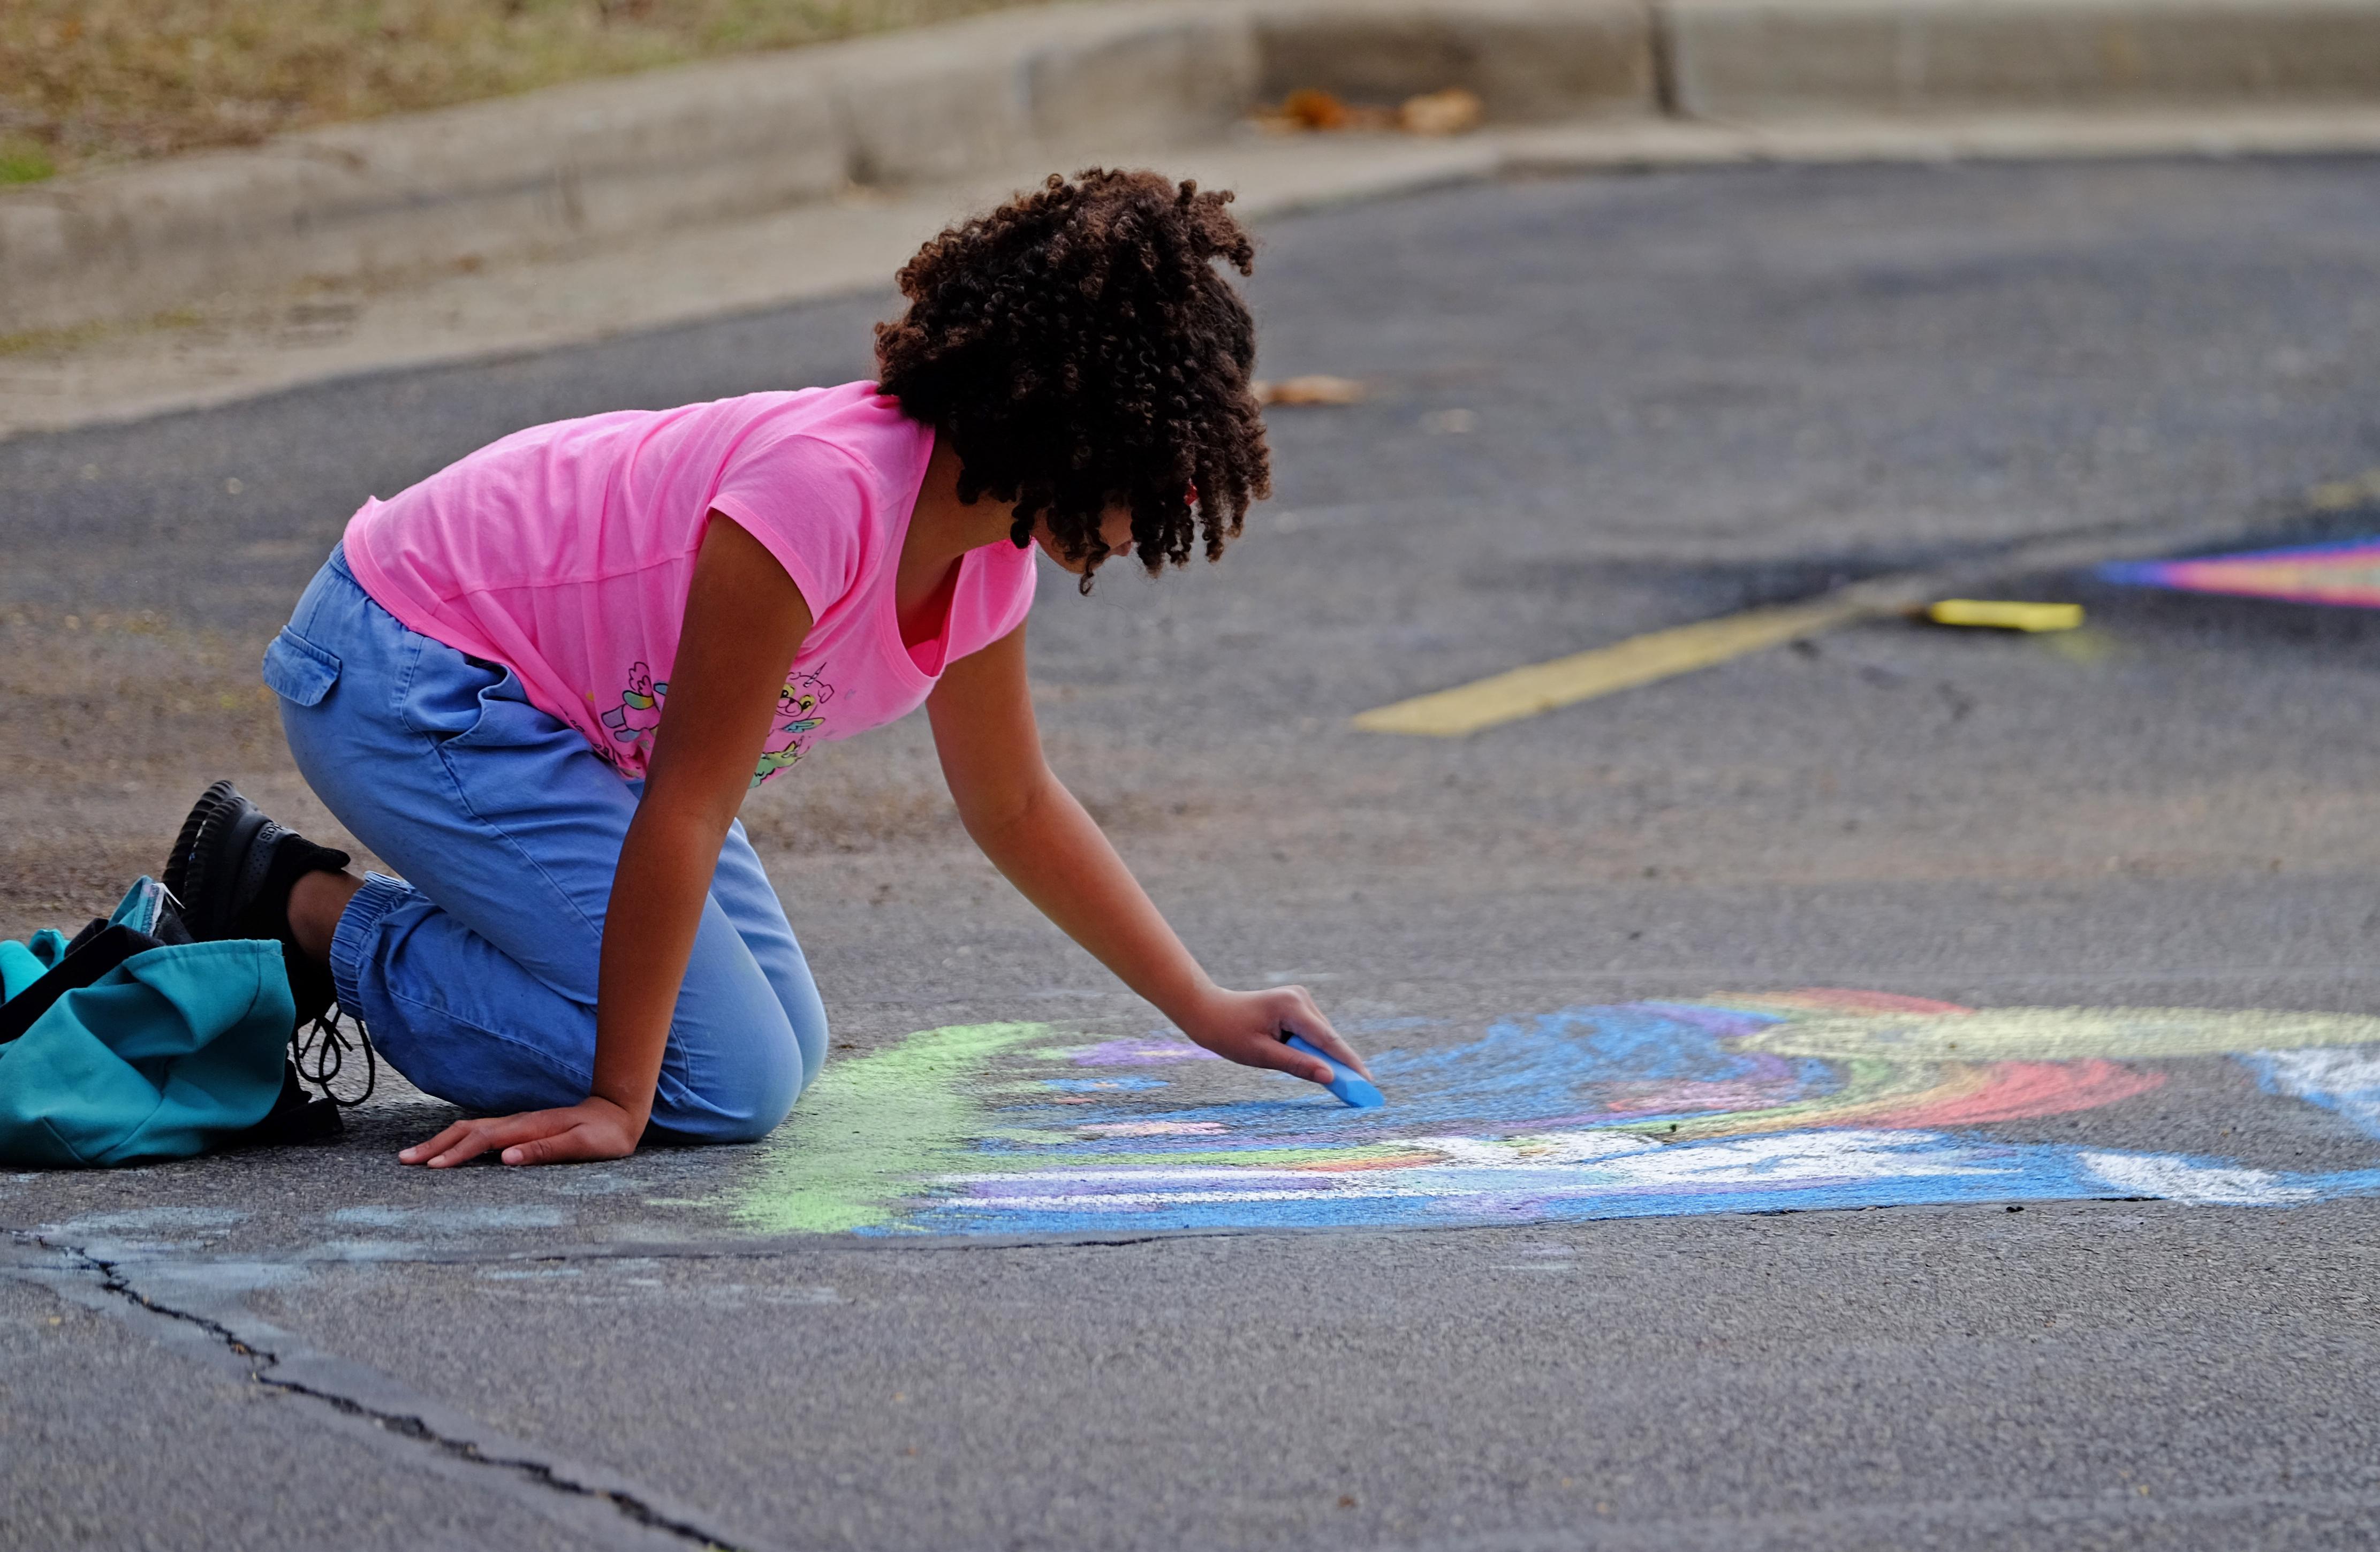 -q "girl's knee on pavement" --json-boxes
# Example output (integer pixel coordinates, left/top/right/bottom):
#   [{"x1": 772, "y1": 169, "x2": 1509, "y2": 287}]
[{"x1": 653, "y1": 959, "x2": 810, "y2": 1143}]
